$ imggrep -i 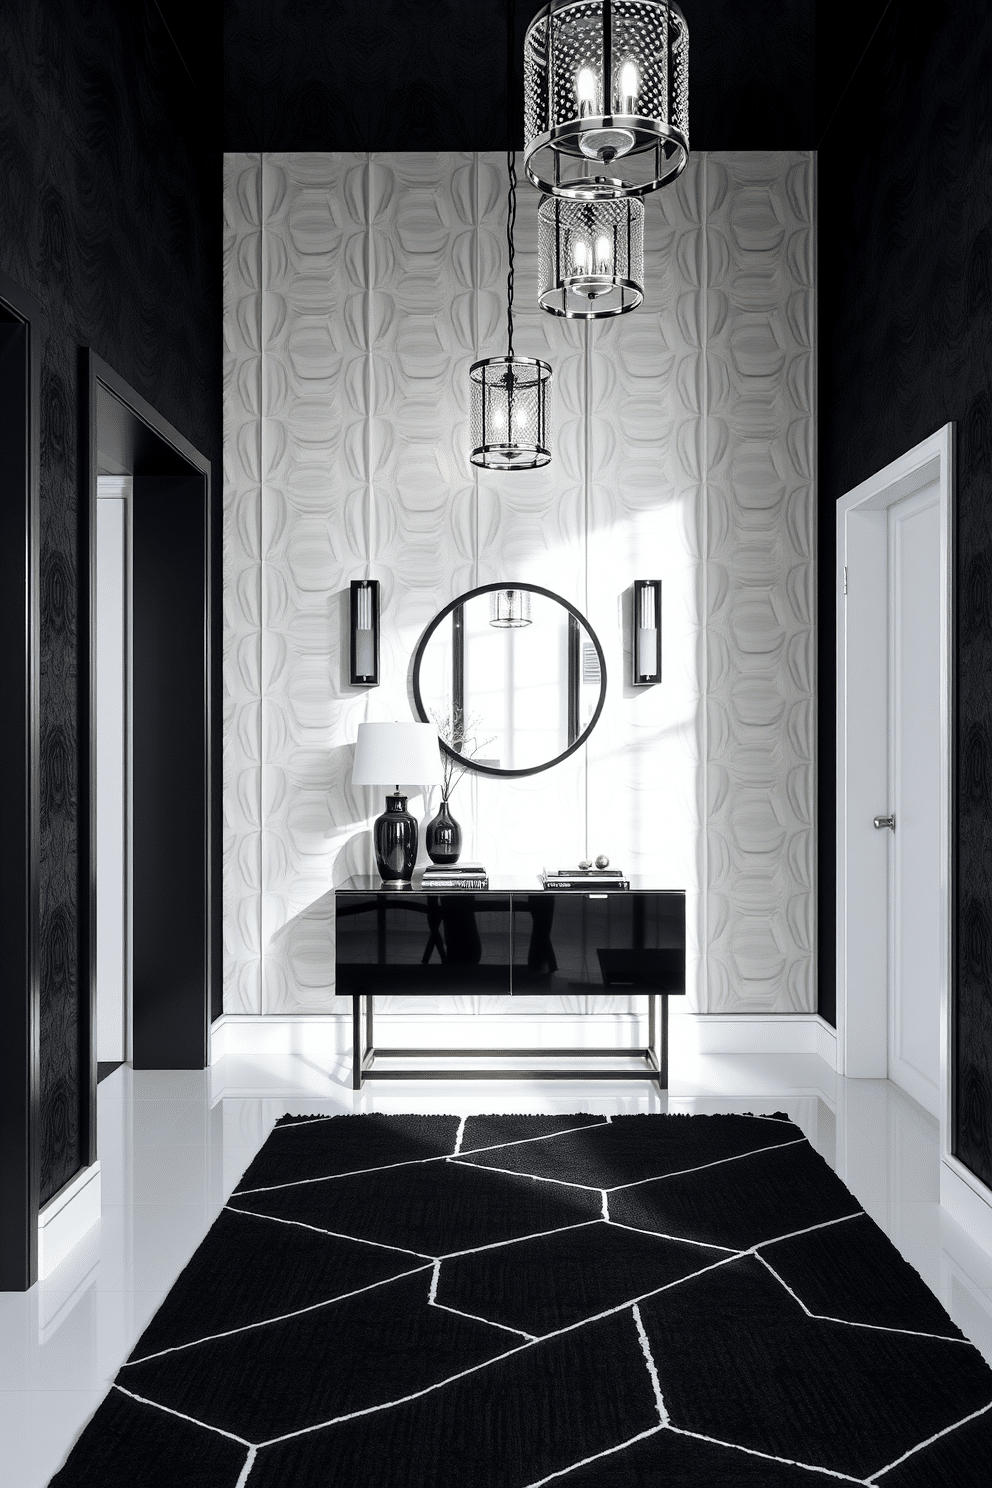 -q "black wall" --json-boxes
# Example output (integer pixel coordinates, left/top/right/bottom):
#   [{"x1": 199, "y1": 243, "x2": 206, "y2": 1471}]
[
  {"x1": 0, "y1": 1, "x2": 221, "y2": 1204},
  {"x1": 818, "y1": 2, "x2": 992, "y2": 1183}
]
